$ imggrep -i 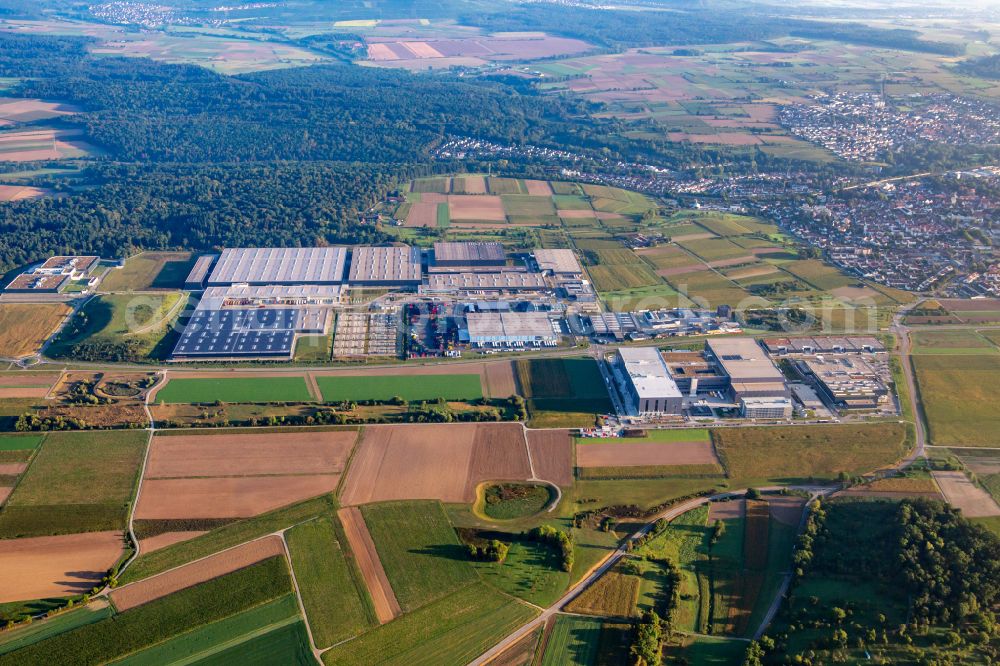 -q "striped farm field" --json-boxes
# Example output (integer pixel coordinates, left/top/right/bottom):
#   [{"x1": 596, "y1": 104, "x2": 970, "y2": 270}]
[
  {"x1": 315, "y1": 374, "x2": 482, "y2": 402},
  {"x1": 154, "y1": 376, "x2": 313, "y2": 403}
]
